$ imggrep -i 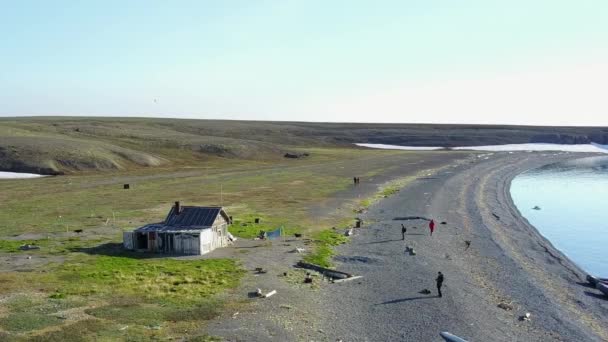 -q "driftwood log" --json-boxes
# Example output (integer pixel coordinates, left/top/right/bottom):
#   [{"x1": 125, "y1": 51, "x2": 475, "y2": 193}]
[
  {"x1": 296, "y1": 261, "x2": 352, "y2": 280},
  {"x1": 393, "y1": 216, "x2": 432, "y2": 221}
]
